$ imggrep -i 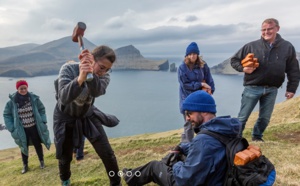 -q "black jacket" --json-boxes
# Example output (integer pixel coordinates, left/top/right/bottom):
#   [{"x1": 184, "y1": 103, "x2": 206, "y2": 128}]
[{"x1": 231, "y1": 34, "x2": 300, "y2": 93}]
